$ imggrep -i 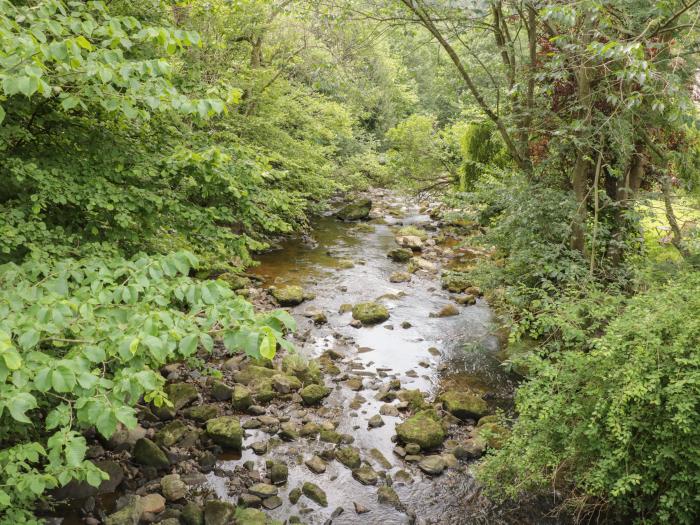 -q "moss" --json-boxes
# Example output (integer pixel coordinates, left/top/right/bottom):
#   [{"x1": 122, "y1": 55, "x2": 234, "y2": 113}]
[
  {"x1": 395, "y1": 410, "x2": 445, "y2": 450},
  {"x1": 351, "y1": 302, "x2": 389, "y2": 324}
]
